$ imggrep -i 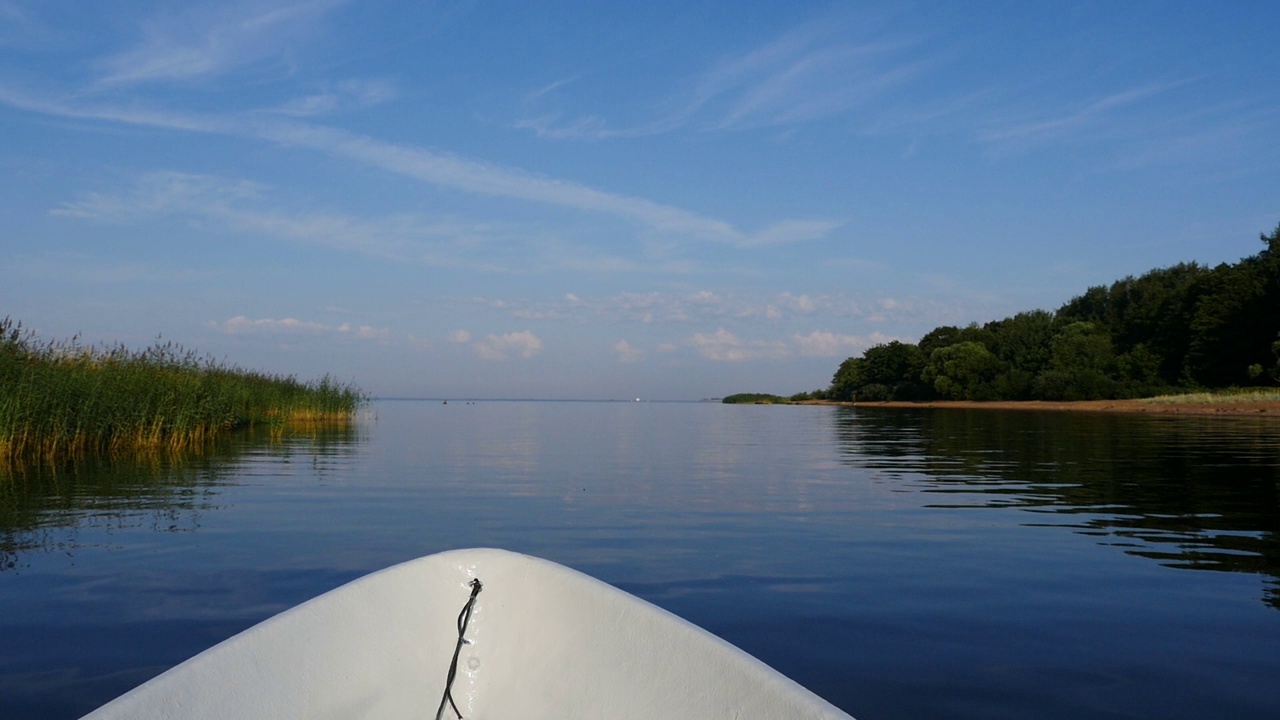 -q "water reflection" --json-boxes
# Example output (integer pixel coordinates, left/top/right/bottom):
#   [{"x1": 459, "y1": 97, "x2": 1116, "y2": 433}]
[
  {"x1": 833, "y1": 408, "x2": 1280, "y2": 608},
  {"x1": 0, "y1": 424, "x2": 363, "y2": 572}
]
